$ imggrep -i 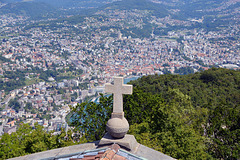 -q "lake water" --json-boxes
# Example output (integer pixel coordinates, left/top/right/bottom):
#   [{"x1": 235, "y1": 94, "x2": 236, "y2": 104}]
[{"x1": 124, "y1": 76, "x2": 140, "y2": 84}]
